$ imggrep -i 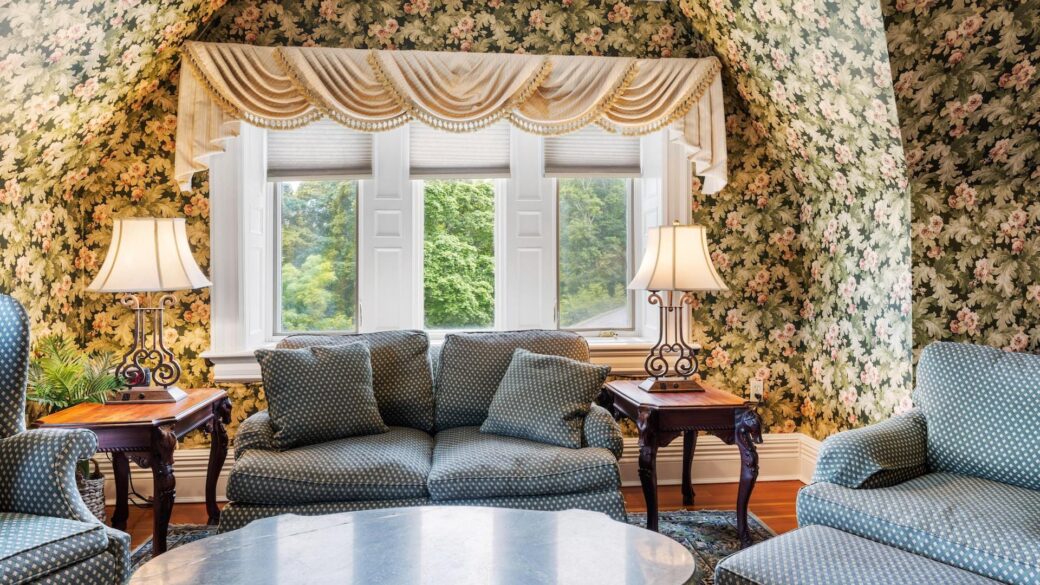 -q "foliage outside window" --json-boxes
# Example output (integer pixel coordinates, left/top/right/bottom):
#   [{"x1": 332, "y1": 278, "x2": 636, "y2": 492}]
[
  {"x1": 423, "y1": 179, "x2": 496, "y2": 329},
  {"x1": 278, "y1": 180, "x2": 358, "y2": 333},
  {"x1": 558, "y1": 178, "x2": 633, "y2": 330}
]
